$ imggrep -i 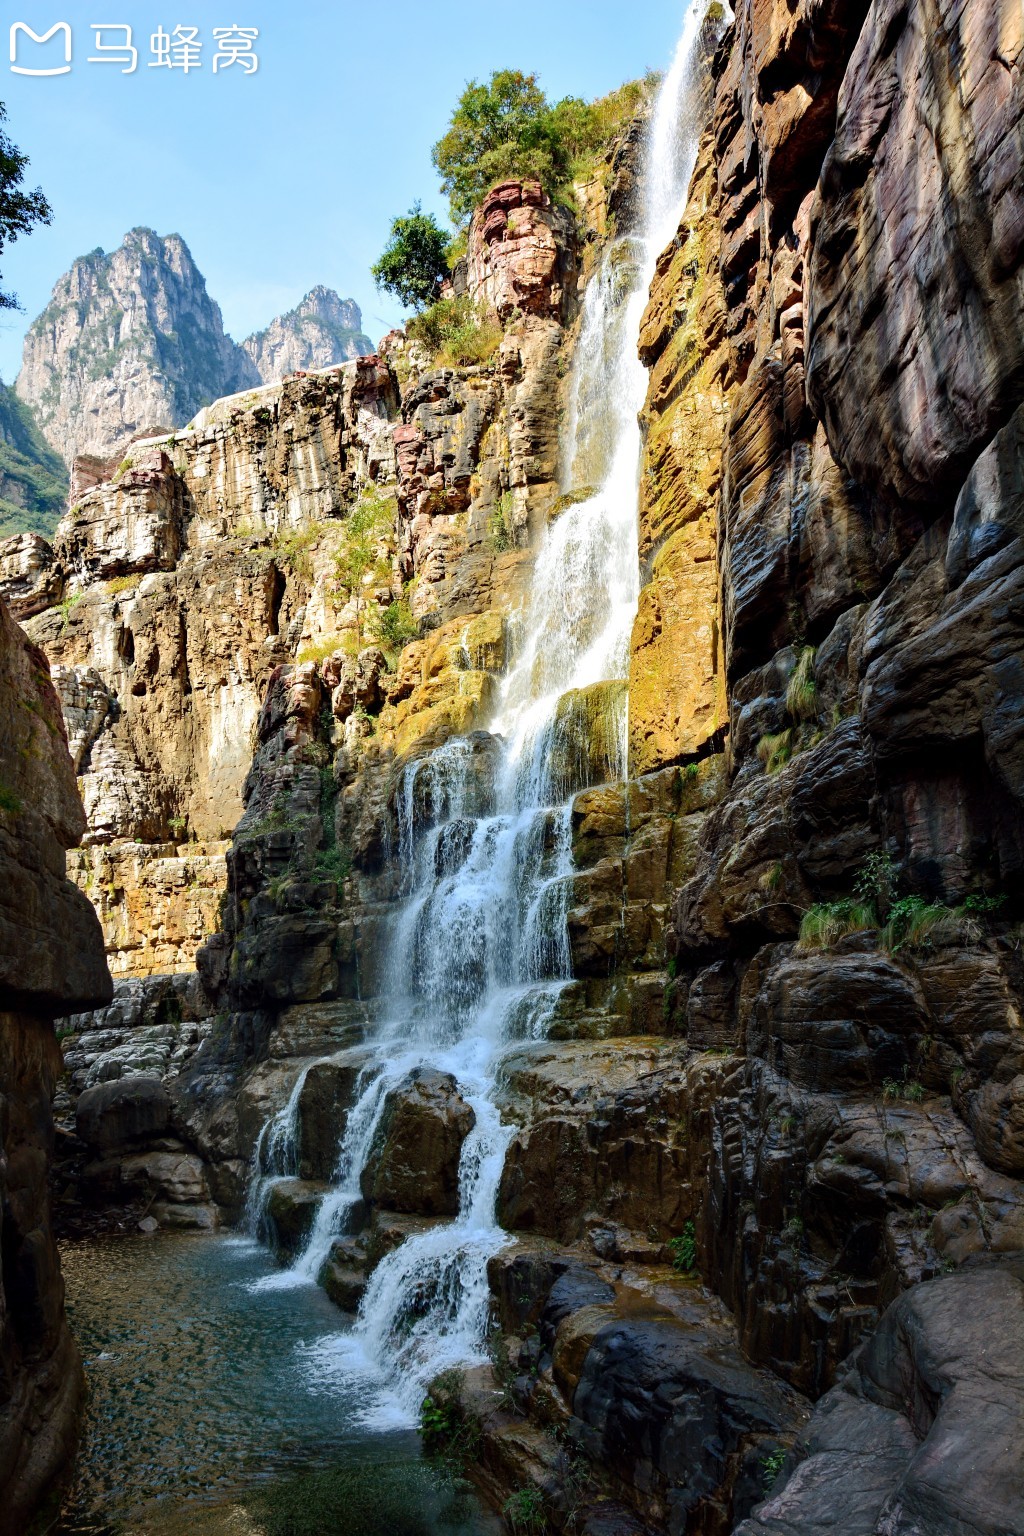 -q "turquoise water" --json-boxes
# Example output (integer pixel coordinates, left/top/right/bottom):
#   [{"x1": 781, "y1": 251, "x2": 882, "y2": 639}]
[{"x1": 56, "y1": 1232, "x2": 500, "y2": 1536}]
